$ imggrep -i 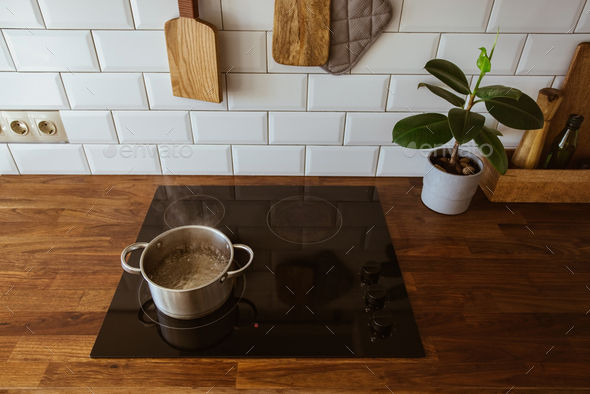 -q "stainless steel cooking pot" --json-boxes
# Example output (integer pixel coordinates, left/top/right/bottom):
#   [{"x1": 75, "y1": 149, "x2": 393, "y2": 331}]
[{"x1": 121, "y1": 225, "x2": 254, "y2": 320}]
